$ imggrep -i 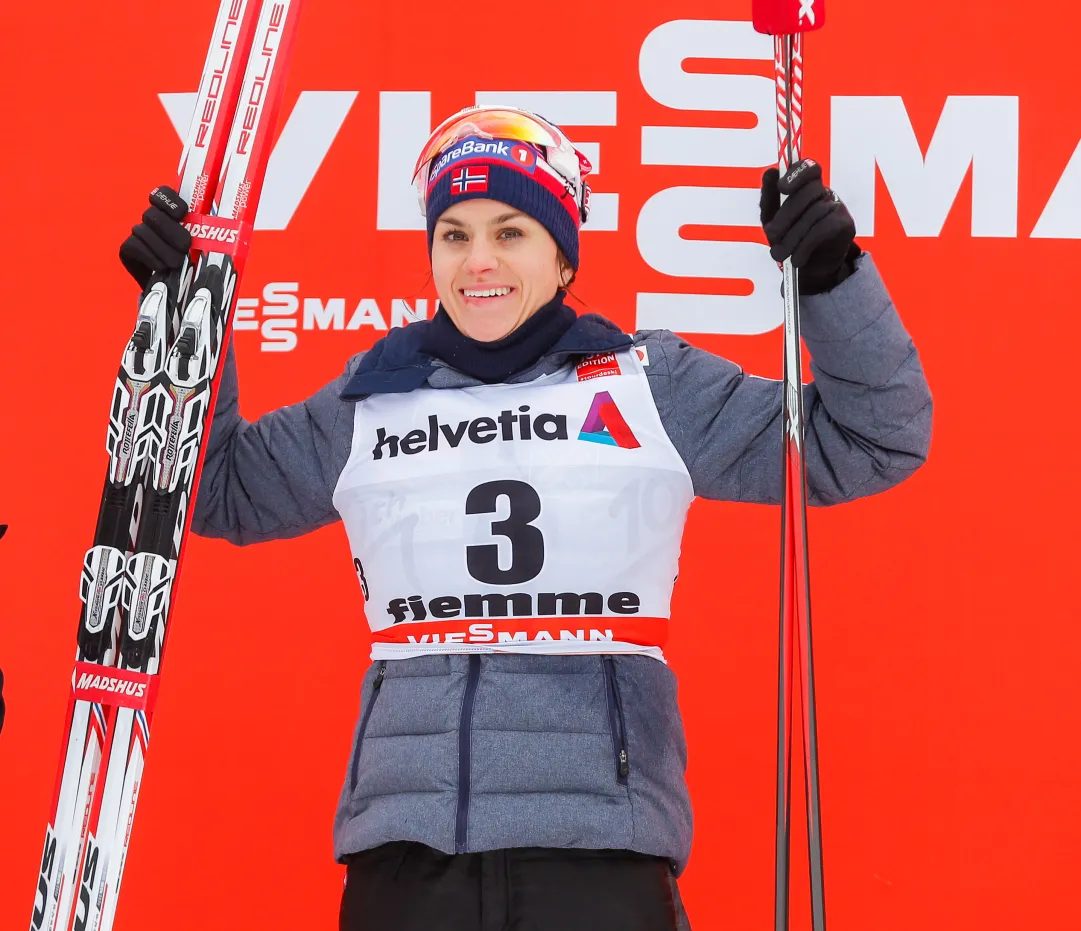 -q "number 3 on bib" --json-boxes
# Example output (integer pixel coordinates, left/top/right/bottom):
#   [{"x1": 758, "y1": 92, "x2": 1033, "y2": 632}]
[{"x1": 465, "y1": 480, "x2": 544, "y2": 585}]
